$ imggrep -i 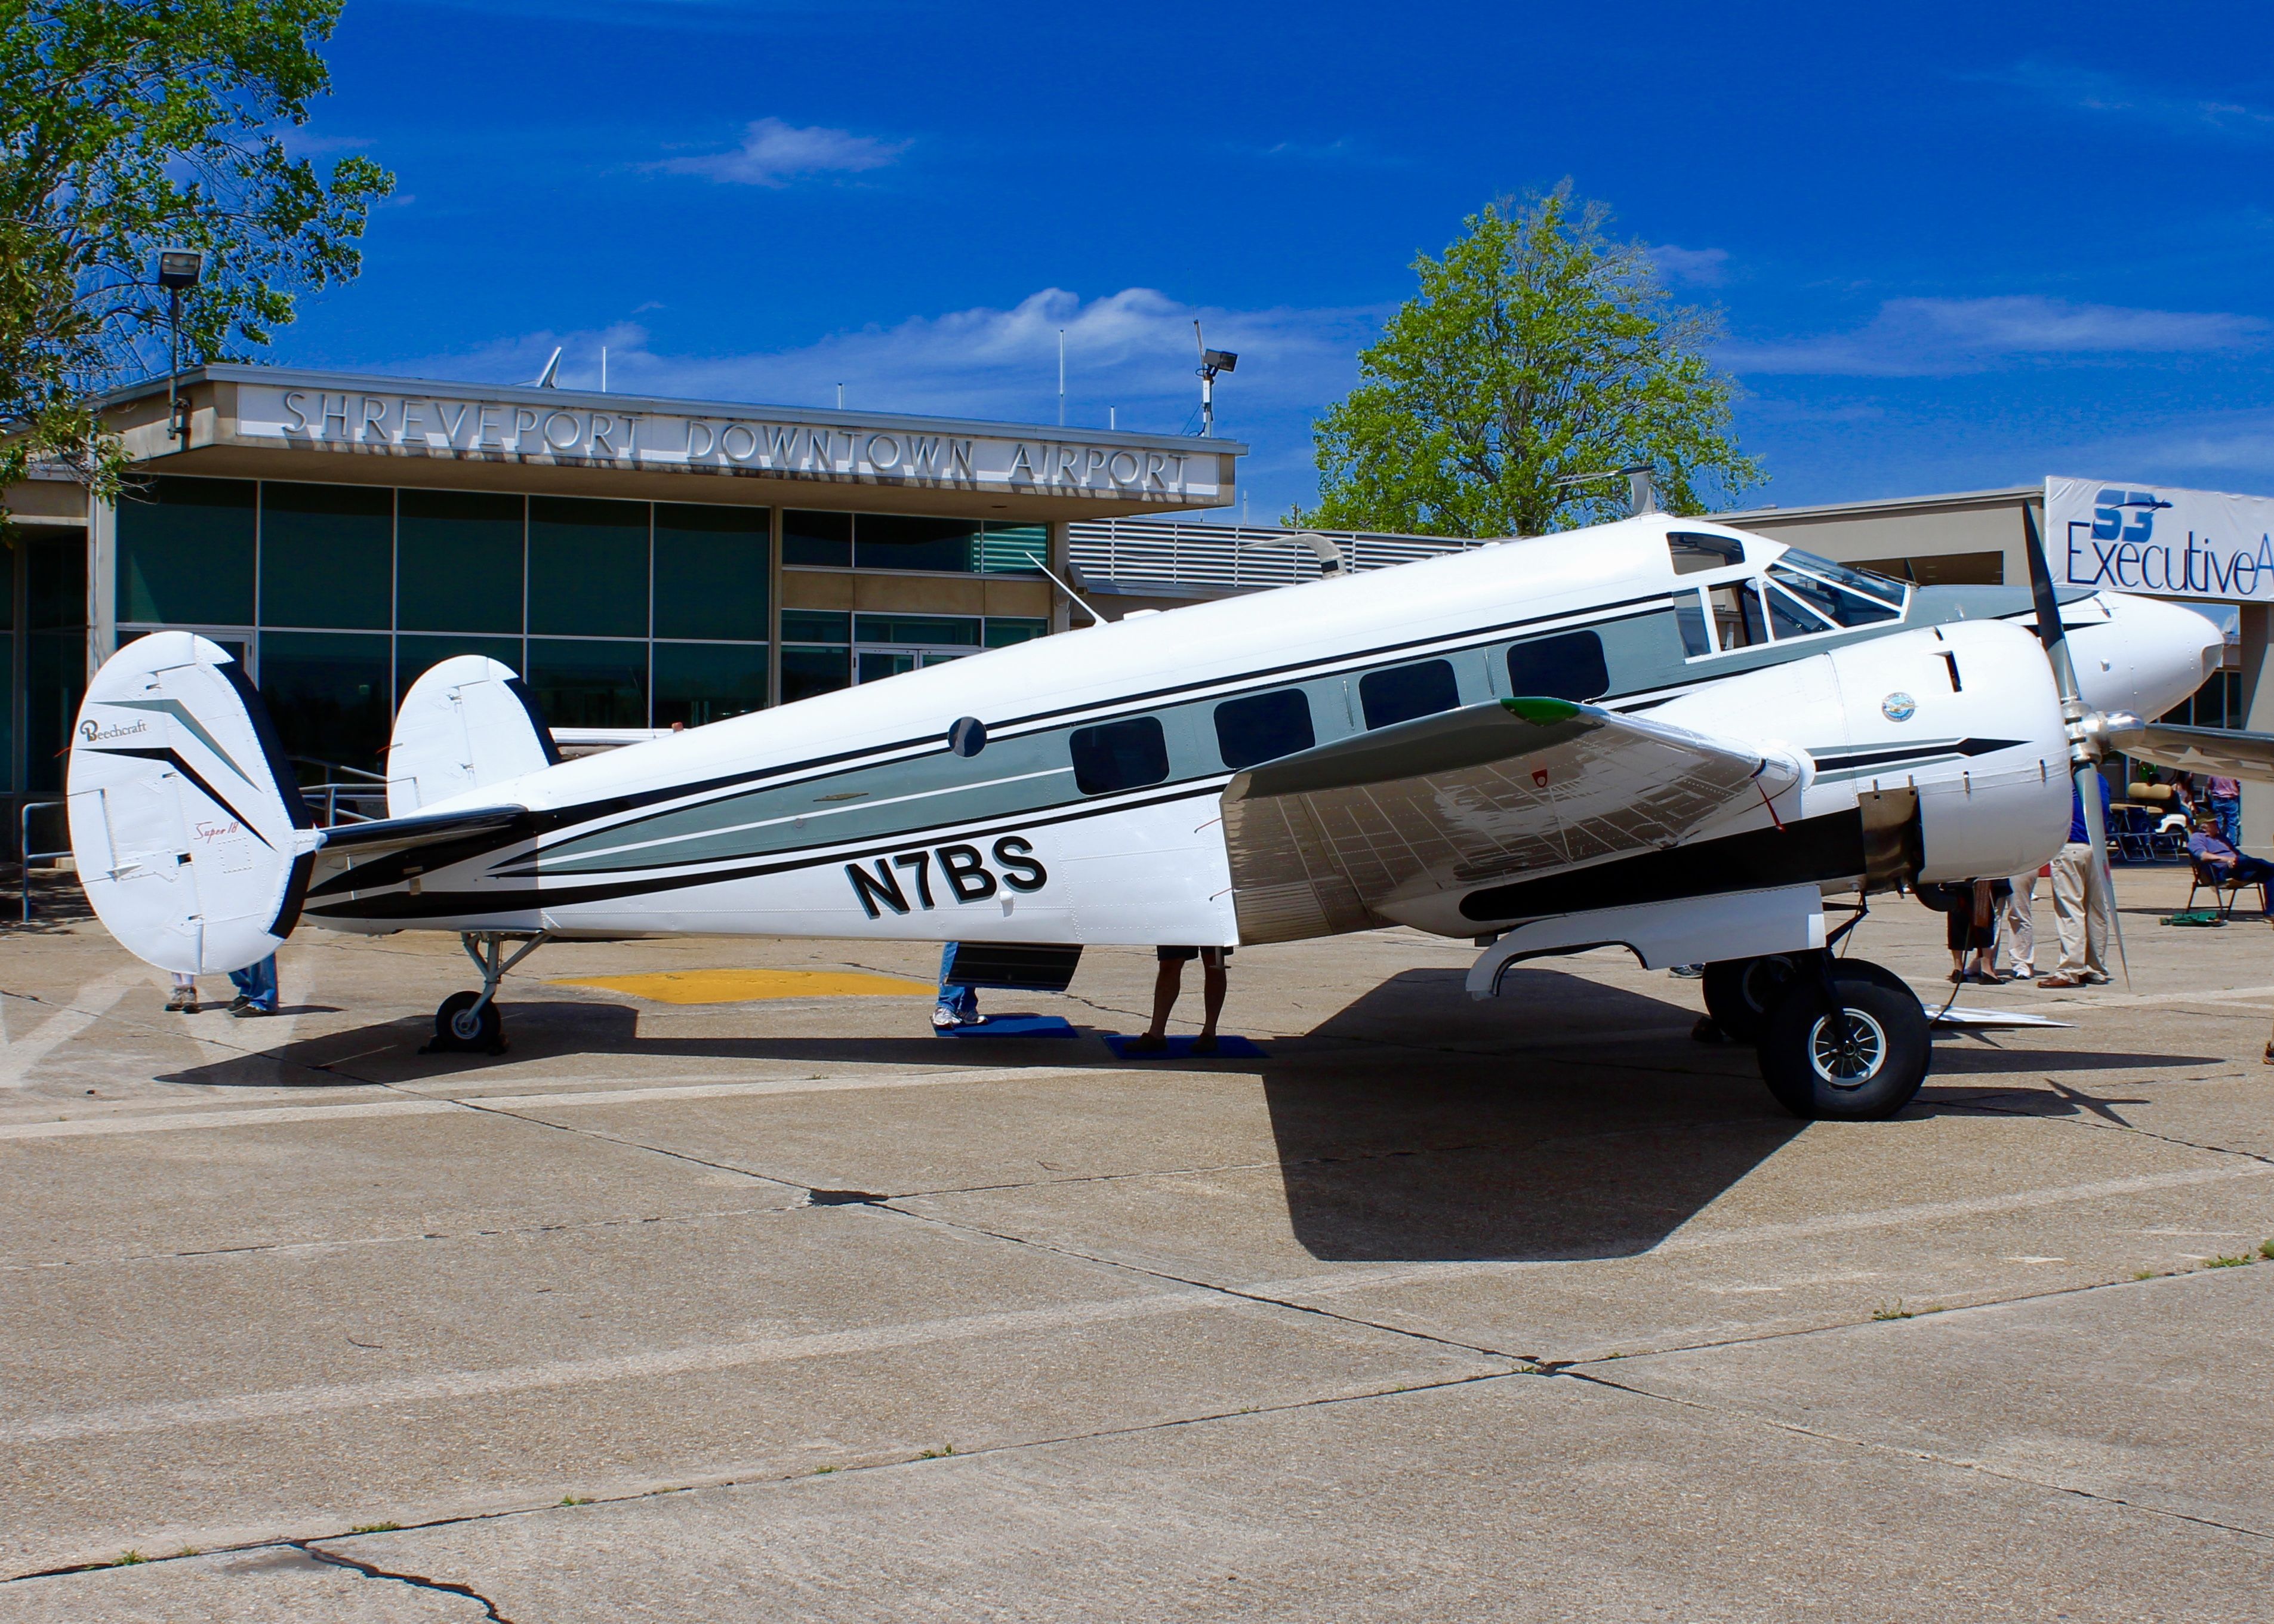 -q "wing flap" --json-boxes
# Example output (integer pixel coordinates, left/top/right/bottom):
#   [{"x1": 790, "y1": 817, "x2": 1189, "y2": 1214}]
[{"x1": 1221, "y1": 697, "x2": 1801, "y2": 943}]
